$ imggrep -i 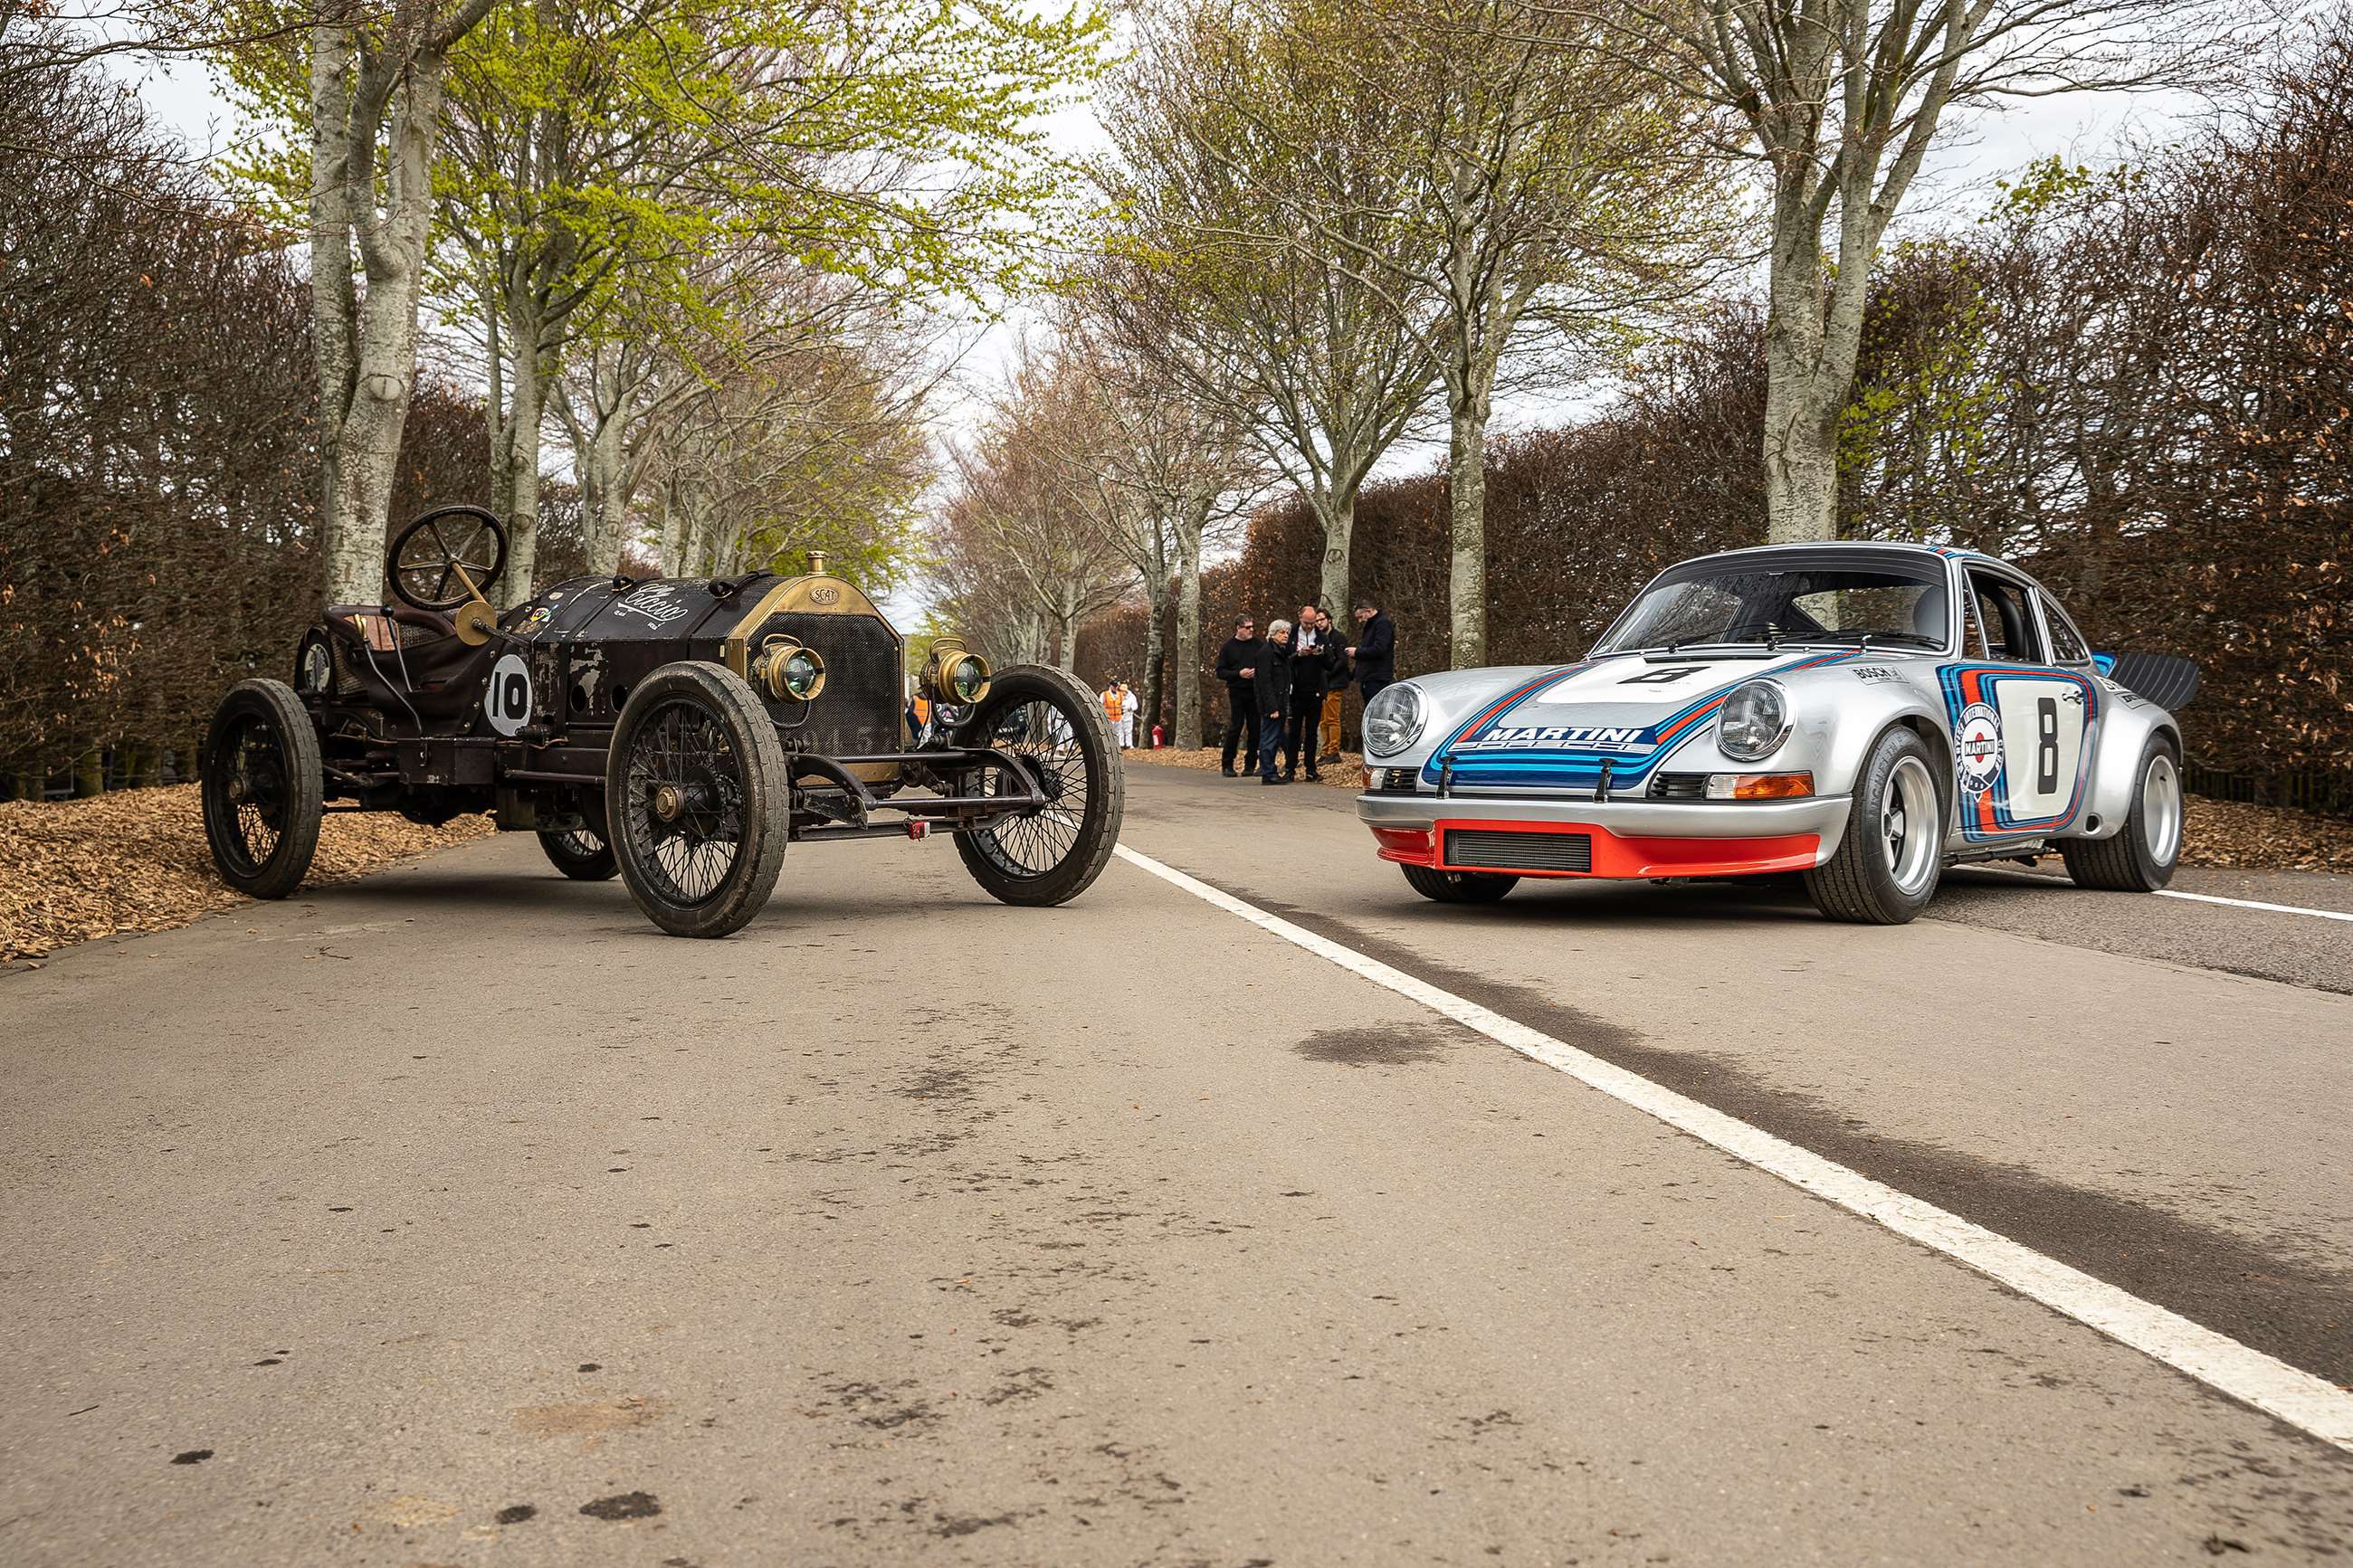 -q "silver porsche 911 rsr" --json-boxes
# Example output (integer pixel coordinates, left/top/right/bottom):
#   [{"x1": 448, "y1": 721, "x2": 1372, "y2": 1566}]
[{"x1": 1356, "y1": 541, "x2": 2196, "y2": 924}]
